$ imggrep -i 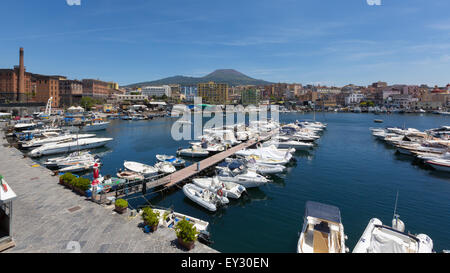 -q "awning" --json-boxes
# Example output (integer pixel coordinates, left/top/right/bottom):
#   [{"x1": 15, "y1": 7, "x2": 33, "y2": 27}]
[{"x1": 305, "y1": 201, "x2": 341, "y2": 223}]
